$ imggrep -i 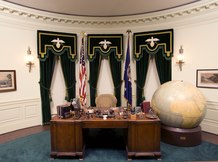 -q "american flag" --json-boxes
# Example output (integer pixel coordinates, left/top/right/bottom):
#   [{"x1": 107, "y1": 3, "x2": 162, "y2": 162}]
[
  {"x1": 79, "y1": 37, "x2": 87, "y2": 106},
  {"x1": 124, "y1": 34, "x2": 132, "y2": 106}
]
